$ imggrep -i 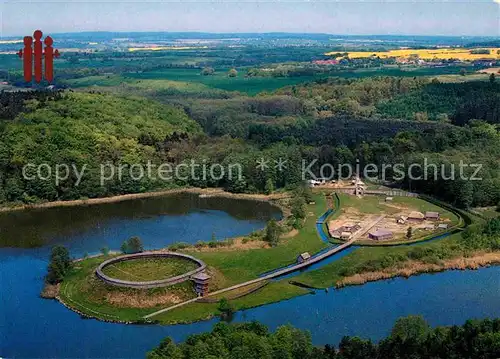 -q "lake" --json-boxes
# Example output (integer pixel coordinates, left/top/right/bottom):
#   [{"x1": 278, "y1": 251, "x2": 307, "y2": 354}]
[{"x1": 1, "y1": 194, "x2": 500, "y2": 358}]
